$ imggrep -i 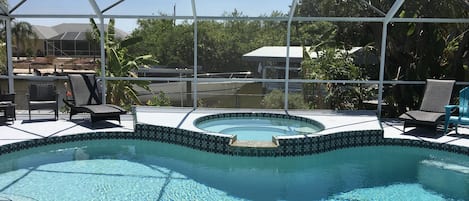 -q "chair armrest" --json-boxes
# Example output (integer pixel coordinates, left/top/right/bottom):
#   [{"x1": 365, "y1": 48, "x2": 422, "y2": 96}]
[
  {"x1": 445, "y1": 105, "x2": 458, "y2": 123},
  {"x1": 445, "y1": 105, "x2": 458, "y2": 113}
]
